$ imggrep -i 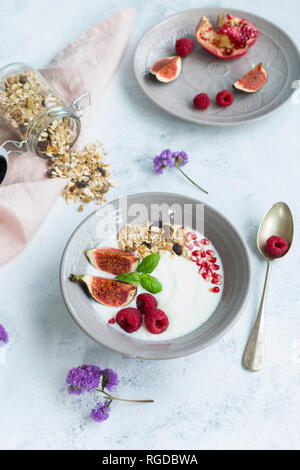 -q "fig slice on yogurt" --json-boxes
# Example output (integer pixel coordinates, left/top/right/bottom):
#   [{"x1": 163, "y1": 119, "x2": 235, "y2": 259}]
[
  {"x1": 85, "y1": 247, "x2": 139, "y2": 275},
  {"x1": 70, "y1": 274, "x2": 137, "y2": 307},
  {"x1": 150, "y1": 56, "x2": 182, "y2": 83},
  {"x1": 233, "y1": 63, "x2": 268, "y2": 93}
]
